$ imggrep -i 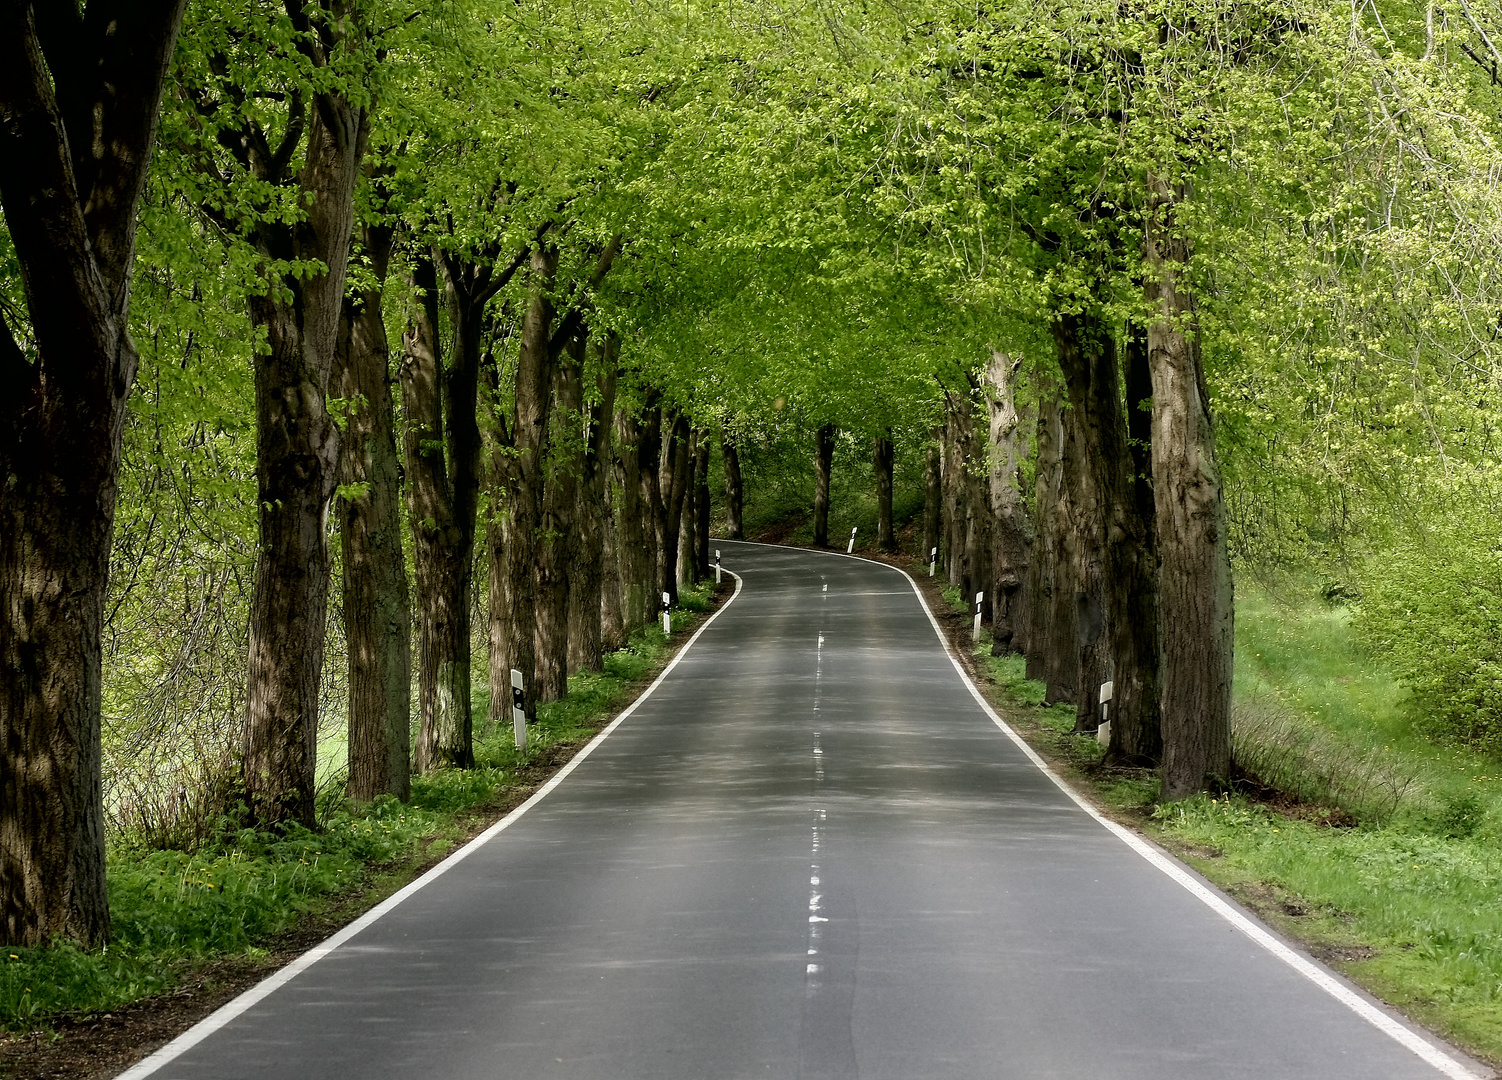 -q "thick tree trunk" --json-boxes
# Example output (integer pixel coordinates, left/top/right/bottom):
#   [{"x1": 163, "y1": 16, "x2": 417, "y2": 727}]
[
  {"x1": 568, "y1": 344, "x2": 618, "y2": 673},
  {"x1": 242, "y1": 88, "x2": 369, "y2": 826},
  {"x1": 536, "y1": 334, "x2": 586, "y2": 701},
  {"x1": 599, "y1": 477, "x2": 625, "y2": 651},
  {"x1": 941, "y1": 405, "x2": 965, "y2": 585},
  {"x1": 1023, "y1": 391, "x2": 1077, "y2": 705},
  {"x1": 985, "y1": 352, "x2": 1030, "y2": 656},
  {"x1": 695, "y1": 433, "x2": 712, "y2": 579},
  {"x1": 489, "y1": 245, "x2": 559, "y2": 724},
  {"x1": 334, "y1": 222, "x2": 410, "y2": 802},
  {"x1": 722, "y1": 427, "x2": 745, "y2": 540},
  {"x1": 660, "y1": 414, "x2": 691, "y2": 605},
  {"x1": 812, "y1": 424, "x2": 836, "y2": 546},
  {"x1": 874, "y1": 430, "x2": 896, "y2": 552},
  {"x1": 960, "y1": 385, "x2": 992, "y2": 622},
  {"x1": 637, "y1": 402, "x2": 666, "y2": 620},
  {"x1": 400, "y1": 254, "x2": 470, "y2": 770},
  {"x1": 921, "y1": 432, "x2": 942, "y2": 565},
  {"x1": 1147, "y1": 179, "x2": 1233, "y2": 798},
  {"x1": 677, "y1": 429, "x2": 698, "y2": 589},
  {"x1": 1054, "y1": 346, "x2": 1109, "y2": 732},
  {"x1": 1052, "y1": 311, "x2": 1161, "y2": 753},
  {"x1": 0, "y1": 0, "x2": 187, "y2": 945},
  {"x1": 615, "y1": 406, "x2": 651, "y2": 632}
]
